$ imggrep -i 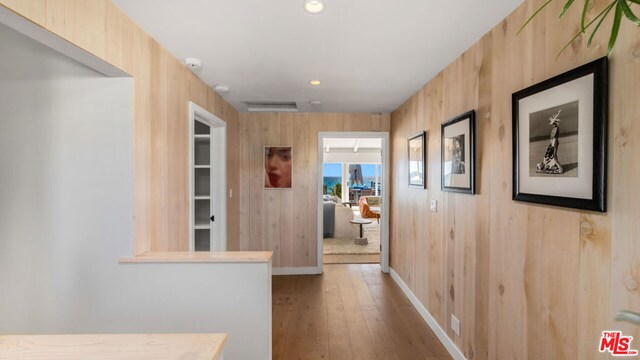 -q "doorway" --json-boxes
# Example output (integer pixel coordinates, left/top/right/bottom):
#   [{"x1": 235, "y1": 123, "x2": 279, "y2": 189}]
[
  {"x1": 188, "y1": 102, "x2": 227, "y2": 251},
  {"x1": 317, "y1": 132, "x2": 390, "y2": 273}
]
